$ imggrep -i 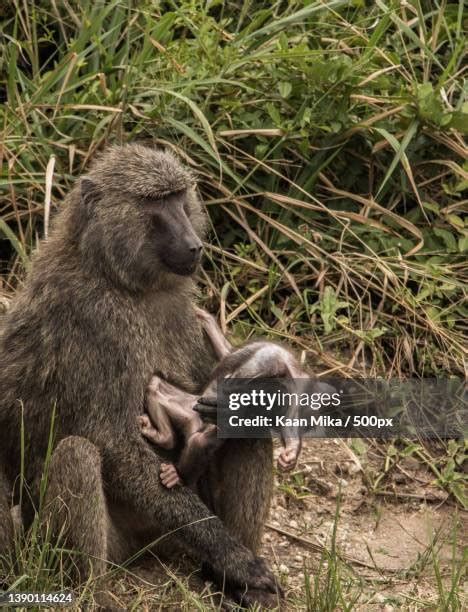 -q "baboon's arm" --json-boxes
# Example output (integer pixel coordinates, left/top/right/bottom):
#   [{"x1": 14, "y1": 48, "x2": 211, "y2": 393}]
[{"x1": 100, "y1": 434, "x2": 278, "y2": 603}]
